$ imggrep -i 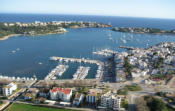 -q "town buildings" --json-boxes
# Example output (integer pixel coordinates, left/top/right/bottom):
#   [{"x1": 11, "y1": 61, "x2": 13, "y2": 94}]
[
  {"x1": 2, "y1": 82, "x2": 17, "y2": 96},
  {"x1": 86, "y1": 89, "x2": 100, "y2": 104},
  {"x1": 50, "y1": 87, "x2": 72, "y2": 102},
  {"x1": 100, "y1": 91, "x2": 121, "y2": 110},
  {"x1": 115, "y1": 42, "x2": 175, "y2": 82},
  {"x1": 73, "y1": 93, "x2": 84, "y2": 106}
]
